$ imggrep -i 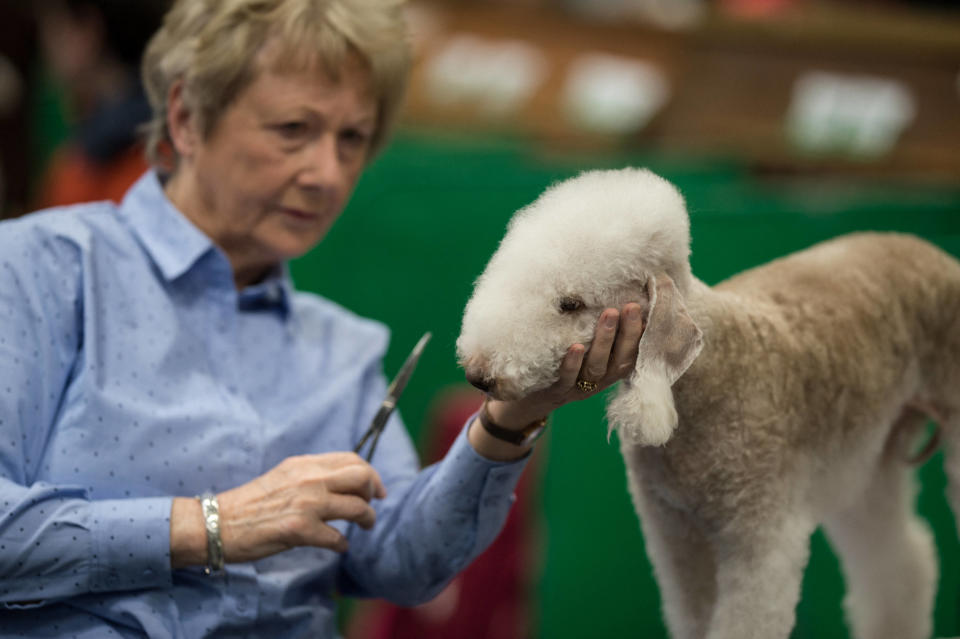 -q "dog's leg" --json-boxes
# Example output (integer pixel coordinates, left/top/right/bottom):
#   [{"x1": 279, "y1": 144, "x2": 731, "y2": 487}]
[
  {"x1": 944, "y1": 411, "x2": 960, "y2": 549},
  {"x1": 632, "y1": 484, "x2": 715, "y2": 639},
  {"x1": 822, "y1": 454, "x2": 936, "y2": 639},
  {"x1": 704, "y1": 515, "x2": 813, "y2": 639}
]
